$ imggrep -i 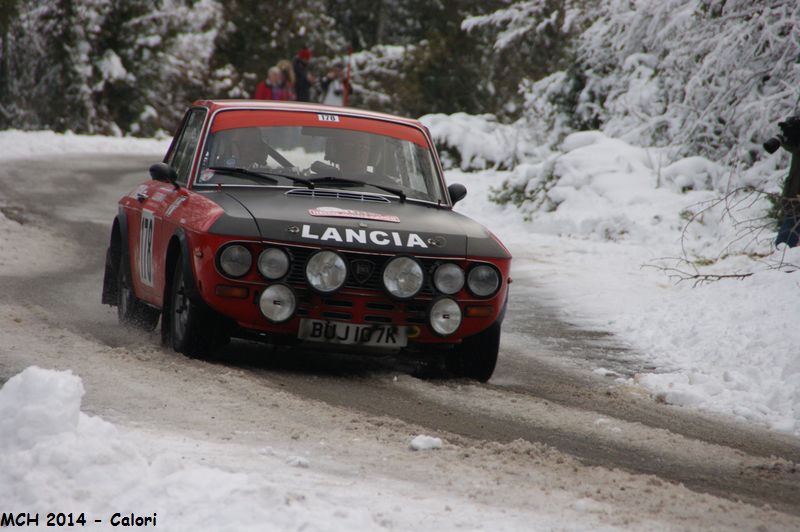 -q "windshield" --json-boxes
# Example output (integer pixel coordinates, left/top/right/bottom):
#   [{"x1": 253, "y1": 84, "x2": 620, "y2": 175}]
[{"x1": 196, "y1": 118, "x2": 445, "y2": 203}]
